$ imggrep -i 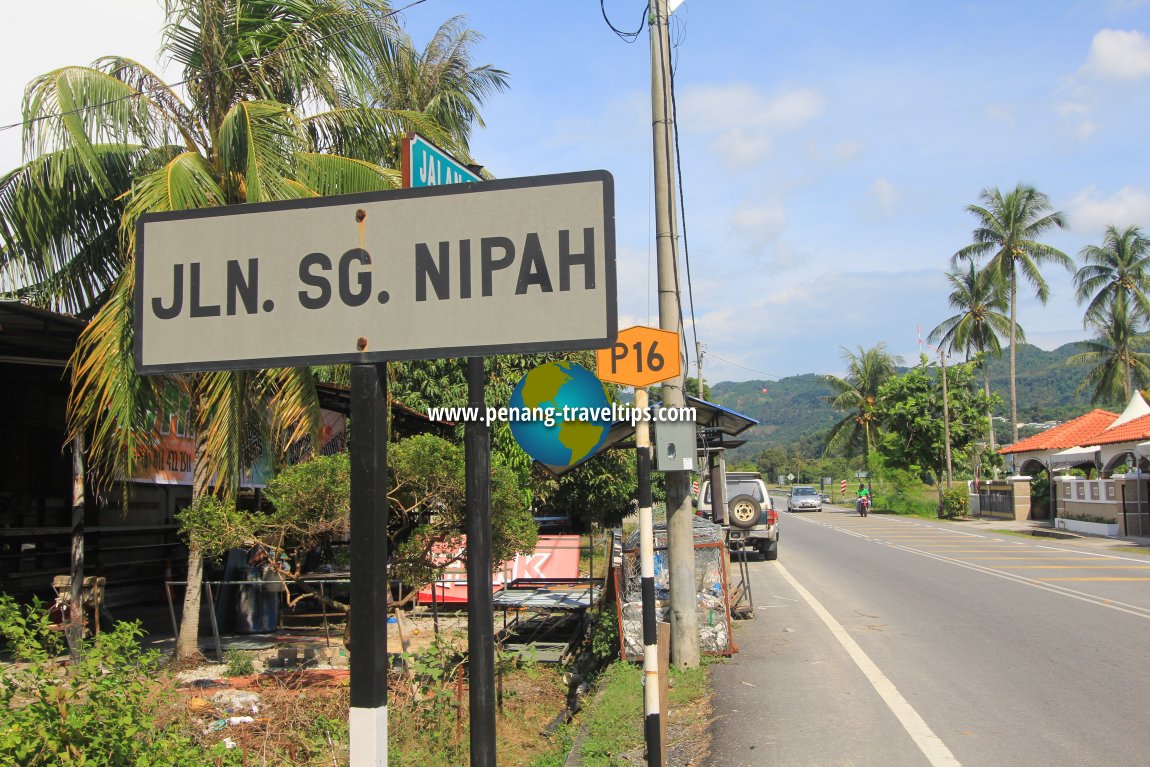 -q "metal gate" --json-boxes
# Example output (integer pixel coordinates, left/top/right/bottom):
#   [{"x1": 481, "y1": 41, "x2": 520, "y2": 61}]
[
  {"x1": 977, "y1": 484, "x2": 1014, "y2": 518},
  {"x1": 1120, "y1": 482, "x2": 1150, "y2": 537}
]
